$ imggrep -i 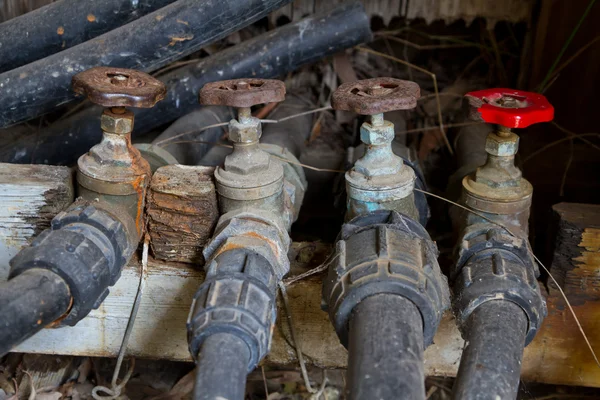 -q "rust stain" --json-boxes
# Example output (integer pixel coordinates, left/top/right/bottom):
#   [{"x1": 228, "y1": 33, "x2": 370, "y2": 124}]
[
  {"x1": 57, "y1": 26, "x2": 65, "y2": 35},
  {"x1": 168, "y1": 34, "x2": 194, "y2": 46},
  {"x1": 155, "y1": 14, "x2": 164, "y2": 21},
  {"x1": 87, "y1": 14, "x2": 96, "y2": 22},
  {"x1": 176, "y1": 19, "x2": 189, "y2": 25}
]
